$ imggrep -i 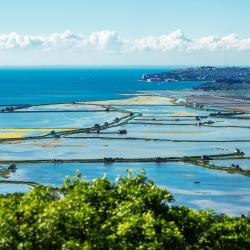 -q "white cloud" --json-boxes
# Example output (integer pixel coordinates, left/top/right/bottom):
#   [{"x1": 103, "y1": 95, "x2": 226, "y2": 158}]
[
  {"x1": 0, "y1": 30, "x2": 124, "y2": 51},
  {"x1": 132, "y1": 30, "x2": 190, "y2": 52},
  {"x1": 88, "y1": 30, "x2": 123, "y2": 51},
  {"x1": 0, "y1": 29, "x2": 250, "y2": 53}
]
